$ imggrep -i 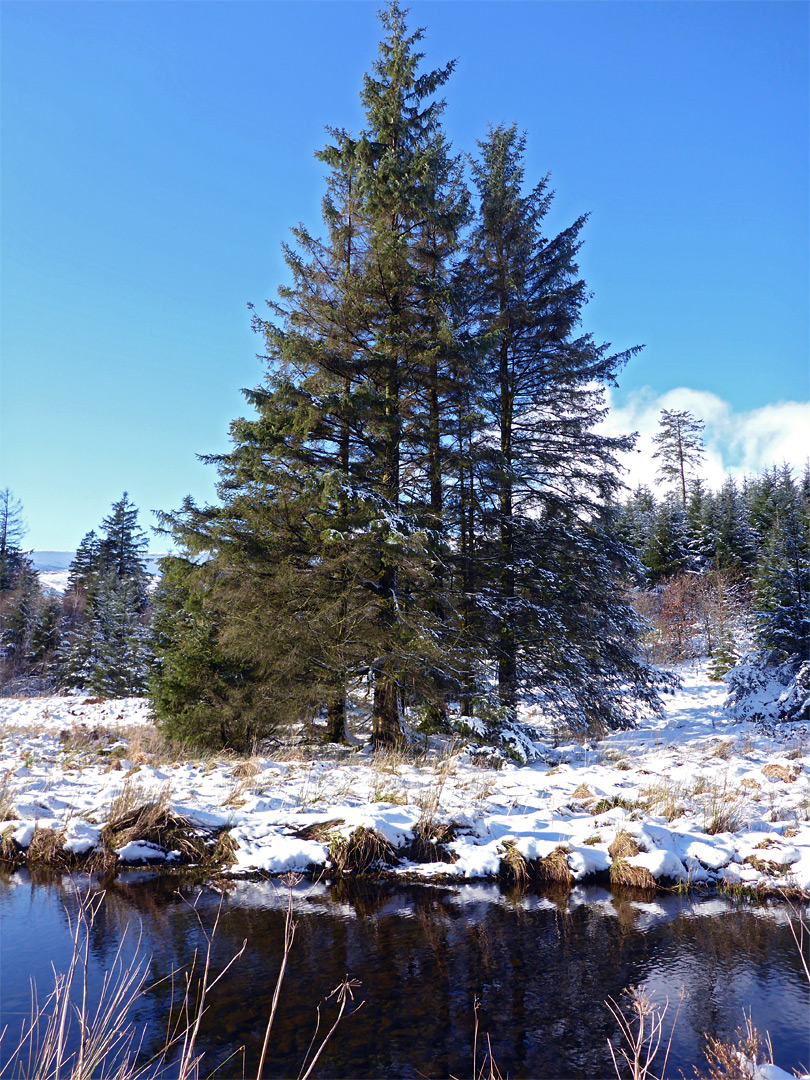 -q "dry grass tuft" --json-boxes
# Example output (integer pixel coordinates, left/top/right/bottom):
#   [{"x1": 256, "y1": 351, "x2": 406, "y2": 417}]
[
  {"x1": 26, "y1": 827, "x2": 72, "y2": 867},
  {"x1": 99, "y1": 780, "x2": 234, "y2": 868},
  {"x1": 406, "y1": 820, "x2": 458, "y2": 864},
  {"x1": 640, "y1": 780, "x2": 683, "y2": 821},
  {"x1": 532, "y1": 845, "x2": 575, "y2": 888},
  {"x1": 609, "y1": 830, "x2": 641, "y2": 860},
  {"x1": 610, "y1": 858, "x2": 657, "y2": 890},
  {"x1": 762, "y1": 763, "x2": 800, "y2": 783},
  {"x1": 572, "y1": 783, "x2": 593, "y2": 800},
  {"x1": 293, "y1": 819, "x2": 346, "y2": 842},
  {"x1": 328, "y1": 827, "x2": 395, "y2": 876},
  {"x1": 102, "y1": 802, "x2": 206, "y2": 860},
  {"x1": 499, "y1": 842, "x2": 530, "y2": 889},
  {"x1": 230, "y1": 759, "x2": 261, "y2": 780},
  {"x1": 711, "y1": 740, "x2": 734, "y2": 760},
  {"x1": 591, "y1": 796, "x2": 638, "y2": 817},
  {"x1": 701, "y1": 781, "x2": 746, "y2": 835},
  {"x1": 0, "y1": 773, "x2": 16, "y2": 821},
  {"x1": 690, "y1": 1015, "x2": 774, "y2": 1080},
  {"x1": 1, "y1": 826, "x2": 21, "y2": 864},
  {"x1": 743, "y1": 855, "x2": 783, "y2": 877}
]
